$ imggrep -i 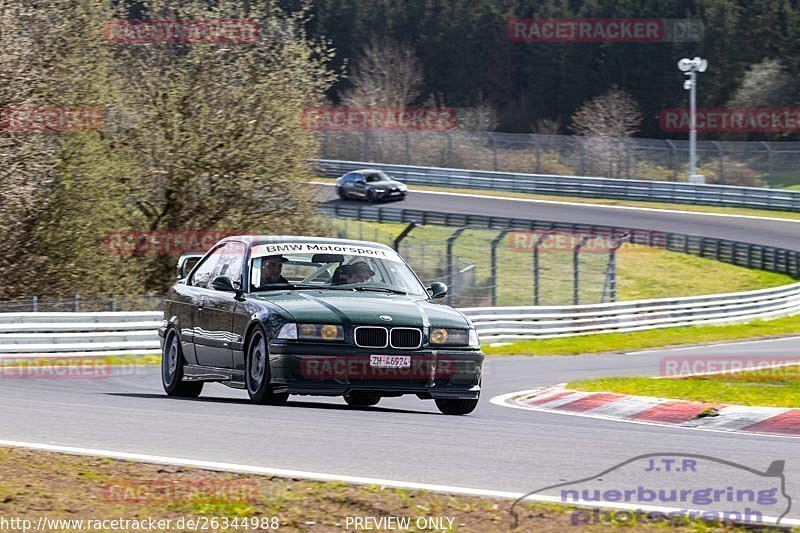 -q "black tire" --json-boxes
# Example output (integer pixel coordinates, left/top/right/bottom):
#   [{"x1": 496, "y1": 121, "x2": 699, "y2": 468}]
[
  {"x1": 337, "y1": 187, "x2": 347, "y2": 200},
  {"x1": 162, "y1": 329, "x2": 203, "y2": 398},
  {"x1": 245, "y1": 326, "x2": 289, "y2": 405},
  {"x1": 435, "y1": 398, "x2": 478, "y2": 415},
  {"x1": 344, "y1": 391, "x2": 381, "y2": 407},
  {"x1": 366, "y1": 189, "x2": 376, "y2": 203}
]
